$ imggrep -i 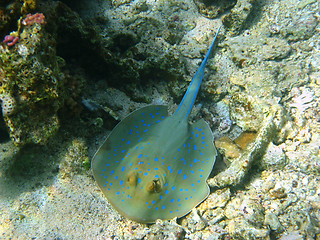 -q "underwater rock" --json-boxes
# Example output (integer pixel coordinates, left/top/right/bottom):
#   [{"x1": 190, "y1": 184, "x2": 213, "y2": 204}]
[
  {"x1": 264, "y1": 210, "x2": 284, "y2": 234},
  {"x1": 0, "y1": 20, "x2": 64, "y2": 145},
  {"x1": 208, "y1": 104, "x2": 286, "y2": 188},
  {"x1": 229, "y1": 92, "x2": 264, "y2": 132},
  {"x1": 259, "y1": 142, "x2": 287, "y2": 170},
  {"x1": 193, "y1": 0, "x2": 237, "y2": 19},
  {"x1": 215, "y1": 136, "x2": 242, "y2": 161},
  {"x1": 59, "y1": 138, "x2": 90, "y2": 178},
  {"x1": 225, "y1": 197, "x2": 265, "y2": 227},
  {"x1": 222, "y1": 0, "x2": 255, "y2": 35},
  {"x1": 200, "y1": 188, "x2": 230, "y2": 210},
  {"x1": 227, "y1": 217, "x2": 270, "y2": 239},
  {"x1": 225, "y1": 34, "x2": 291, "y2": 66},
  {"x1": 280, "y1": 13, "x2": 318, "y2": 42}
]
